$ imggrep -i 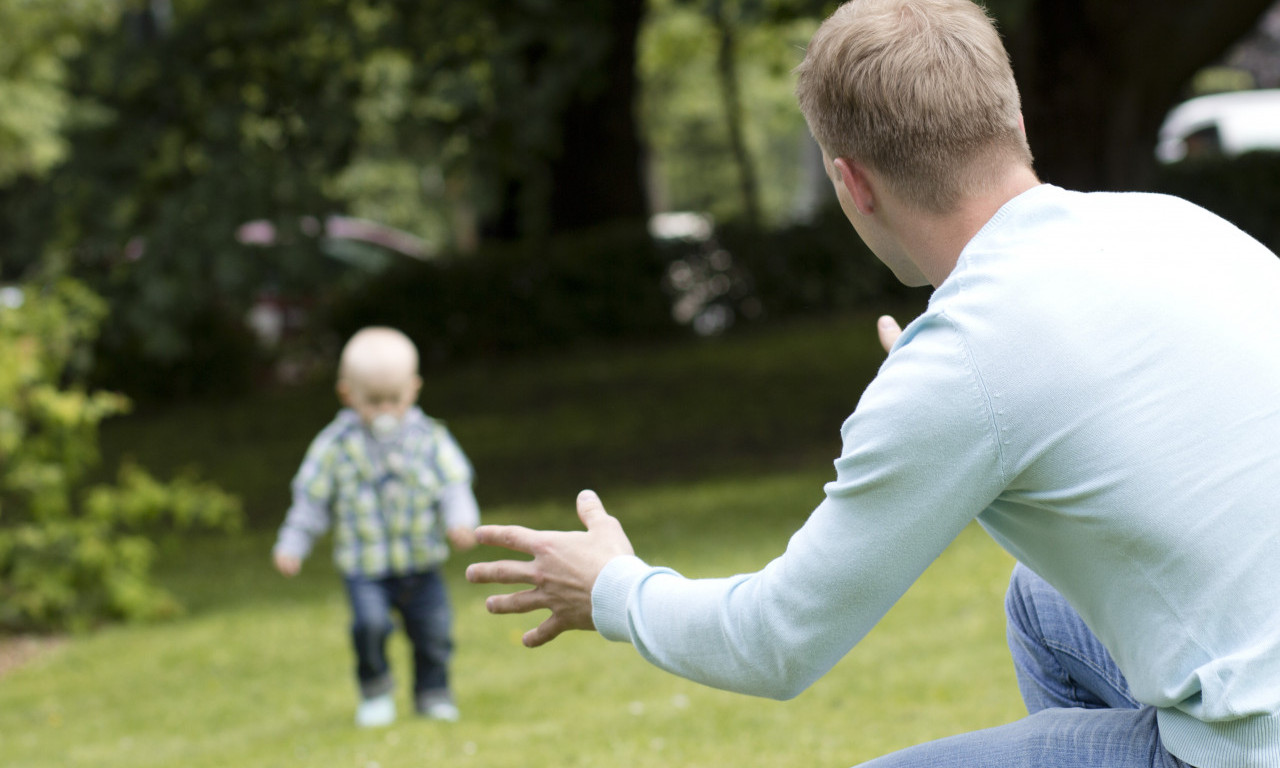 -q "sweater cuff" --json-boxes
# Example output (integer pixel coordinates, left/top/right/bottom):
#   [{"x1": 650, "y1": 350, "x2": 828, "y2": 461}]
[
  {"x1": 273, "y1": 526, "x2": 314, "y2": 561},
  {"x1": 439, "y1": 482, "x2": 481, "y2": 530},
  {"x1": 591, "y1": 555, "x2": 653, "y2": 643}
]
